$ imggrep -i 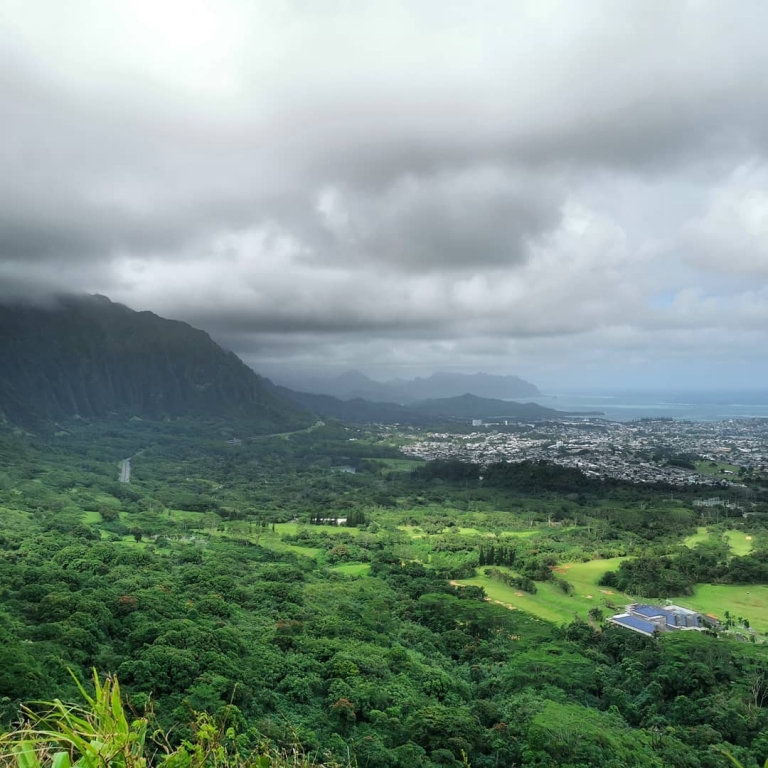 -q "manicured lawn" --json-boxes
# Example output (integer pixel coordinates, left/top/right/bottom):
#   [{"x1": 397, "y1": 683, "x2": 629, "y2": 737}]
[
  {"x1": 331, "y1": 563, "x2": 371, "y2": 576},
  {"x1": 683, "y1": 526, "x2": 754, "y2": 556},
  {"x1": 207, "y1": 526, "x2": 322, "y2": 558},
  {"x1": 398, "y1": 525, "x2": 427, "y2": 538},
  {"x1": 456, "y1": 557, "x2": 629, "y2": 626},
  {"x1": 457, "y1": 527, "x2": 542, "y2": 538},
  {"x1": 562, "y1": 558, "x2": 629, "y2": 589},
  {"x1": 218, "y1": 529, "x2": 322, "y2": 558},
  {"x1": 116, "y1": 536, "x2": 149, "y2": 549},
  {"x1": 670, "y1": 584, "x2": 768, "y2": 634},
  {"x1": 503, "y1": 527, "x2": 570, "y2": 537},
  {"x1": 264, "y1": 540, "x2": 321, "y2": 558},
  {"x1": 209, "y1": 521, "x2": 362, "y2": 558},
  {"x1": 684, "y1": 527, "x2": 710, "y2": 548},
  {"x1": 695, "y1": 460, "x2": 741, "y2": 477},
  {"x1": 399, "y1": 525, "x2": 544, "y2": 538},
  {"x1": 274, "y1": 522, "x2": 361, "y2": 536},
  {"x1": 92, "y1": 492, "x2": 121, "y2": 507},
  {"x1": 456, "y1": 575, "x2": 575, "y2": 624},
  {"x1": 459, "y1": 551, "x2": 768, "y2": 634},
  {"x1": 114, "y1": 535, "x2": 172, "y2": 552},
  {"x1": 724, "y1": 530, "x2": 754, "y2": 556}
]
